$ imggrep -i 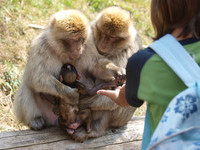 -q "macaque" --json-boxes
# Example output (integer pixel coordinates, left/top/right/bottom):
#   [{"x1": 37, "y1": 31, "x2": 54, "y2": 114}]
[
  {"x1": 39, "y1": 64, "x2": 92, "y2": 134},
  {"x1": 13, "y1": 10, "x2": 91, "y2": 130},
  {"x1": 72, "y1": 6, "x2": 142, "y2": 142},
  {"x1": 41, "y1": 63, "x2": 126, "y2": 134}
]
